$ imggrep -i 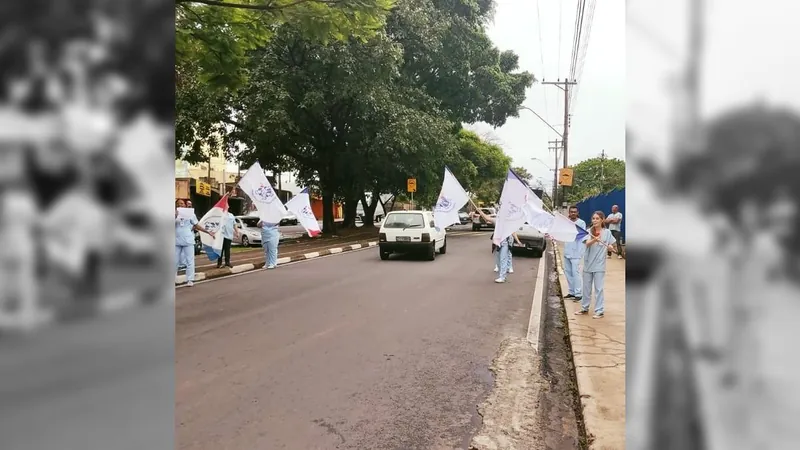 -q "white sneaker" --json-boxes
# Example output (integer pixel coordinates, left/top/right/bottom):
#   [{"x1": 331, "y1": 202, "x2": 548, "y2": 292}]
[
  {"x1": 508, "y1": 268, "x2": 514, "y2": 274},
  {"x1": 494, "y1": 266, "x2": 499, "y2": 272},
  {"x1": 494, "y1": 277, "x2": 506, "y2": 283},
  {"x1": 186, "y1": 281, "x2": 194, "y2": 287},
  {"x1": 618, "y1": 255, "x2": 623, "y2": 259},
  {"x1": 266, "y1": 265, "x2": 276, "y2": 269}
]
